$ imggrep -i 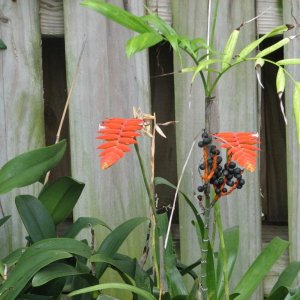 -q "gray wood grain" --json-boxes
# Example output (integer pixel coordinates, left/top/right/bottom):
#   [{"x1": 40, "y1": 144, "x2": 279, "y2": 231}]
[{"x1": 0, "y1": 0, "x2": 44, "y2": 257}]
